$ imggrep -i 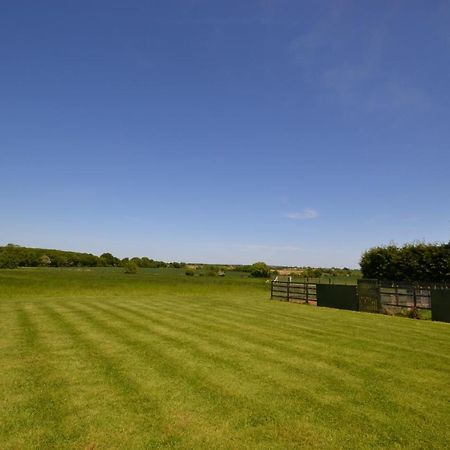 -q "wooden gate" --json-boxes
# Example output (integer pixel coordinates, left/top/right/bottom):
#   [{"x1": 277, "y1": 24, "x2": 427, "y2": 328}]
[{"x1": 271, "y1": 279, "x2": 317, "y2": 304}]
